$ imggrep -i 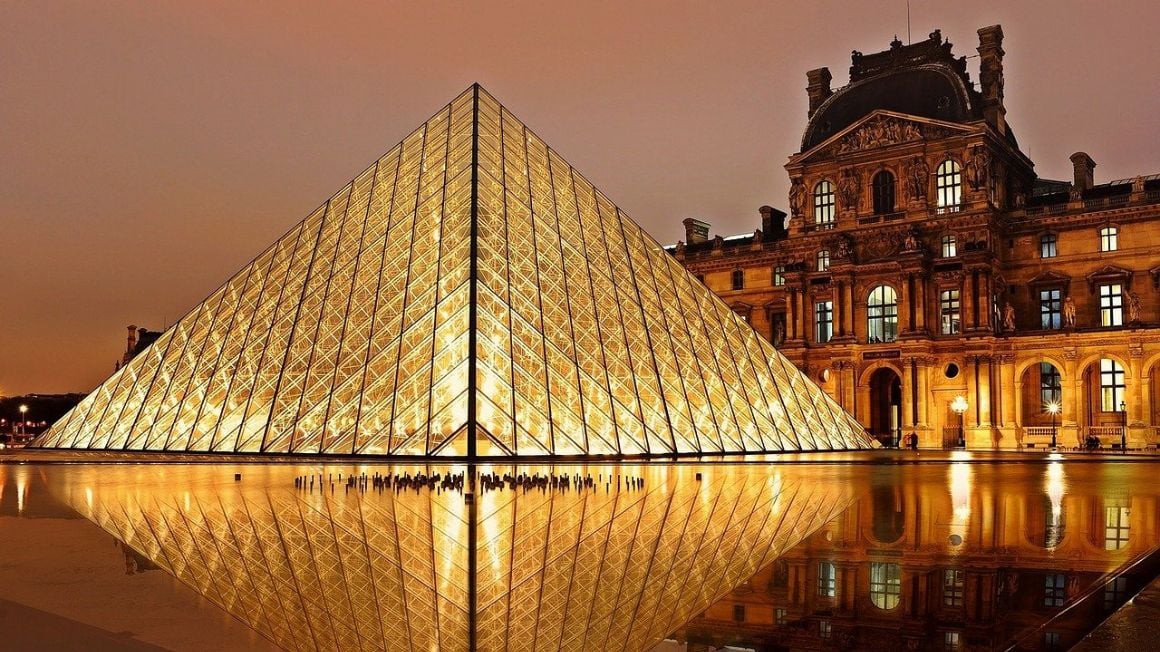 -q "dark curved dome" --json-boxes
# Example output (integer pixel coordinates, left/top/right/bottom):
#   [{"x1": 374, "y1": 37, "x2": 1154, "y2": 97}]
[{"x1": 802, "y1": 65, "x2": 980, "y2": 151}]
